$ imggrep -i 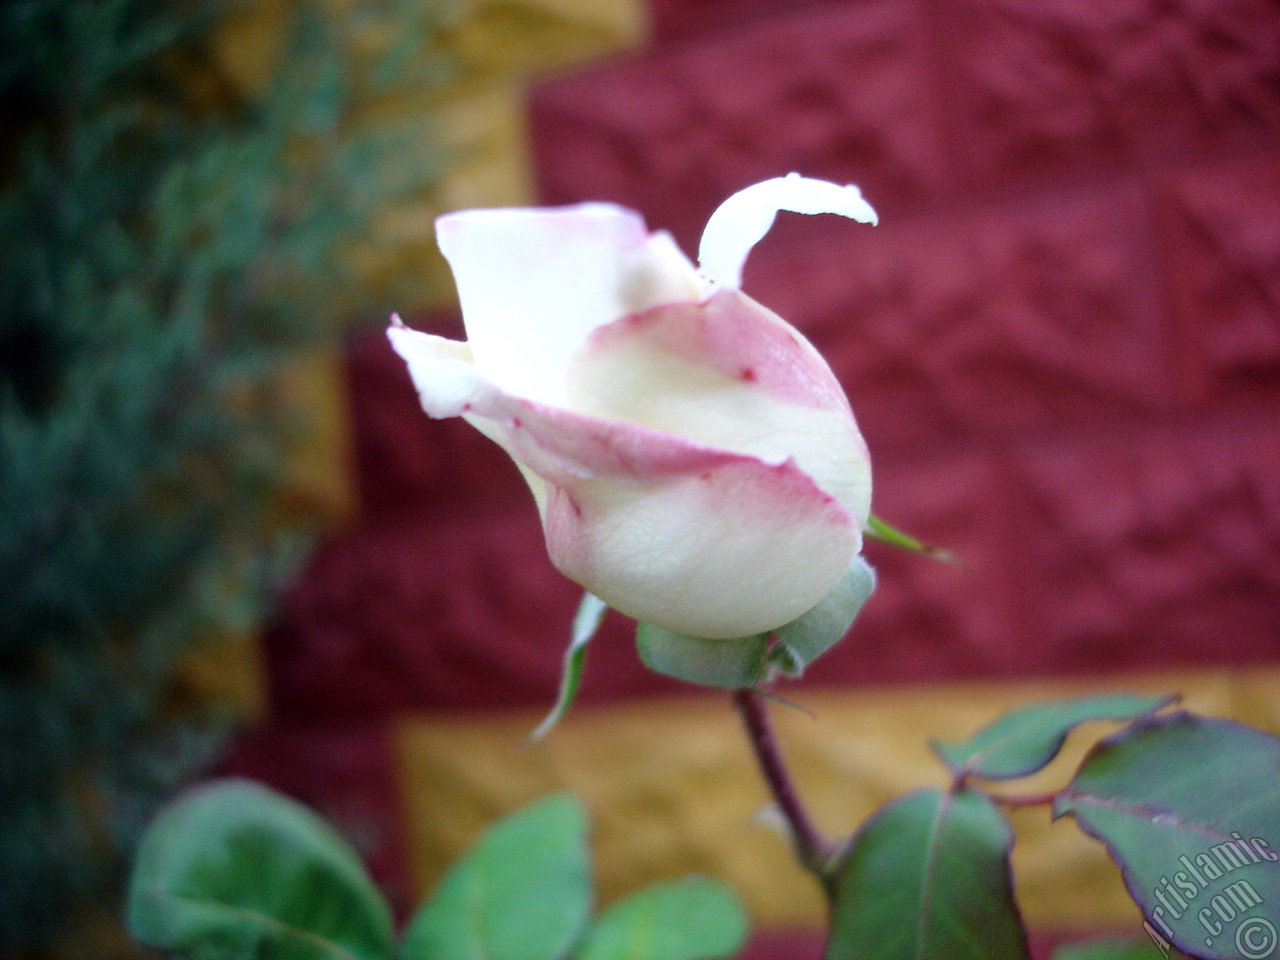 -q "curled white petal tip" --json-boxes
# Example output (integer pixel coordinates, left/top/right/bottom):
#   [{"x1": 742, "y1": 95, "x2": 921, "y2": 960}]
[
  {"x1": 698, "y1": 173, "x2": 879, "y2": 289},
  {"x1": 386, "y1": 321, "x2": 481, "y2": 420}
]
